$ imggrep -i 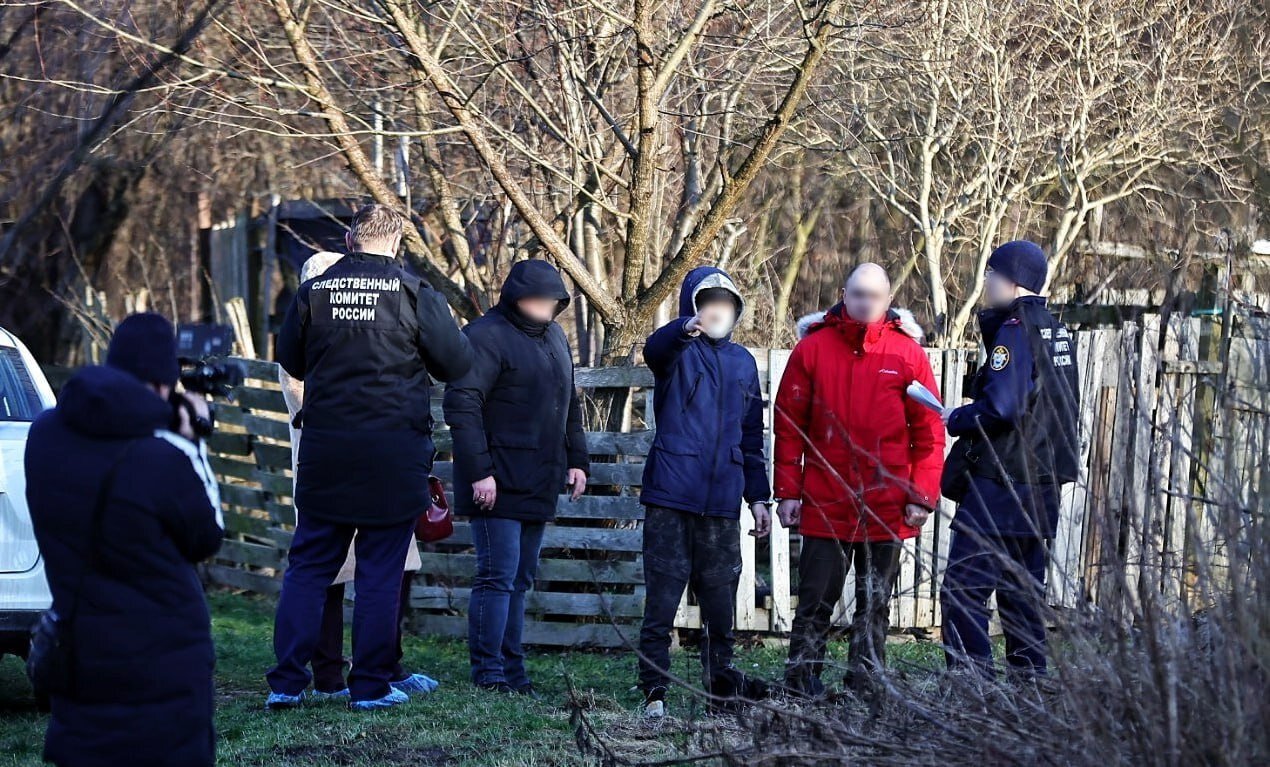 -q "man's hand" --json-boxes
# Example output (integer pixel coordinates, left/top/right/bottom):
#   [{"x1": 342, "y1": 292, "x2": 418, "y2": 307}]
[
  {"x1": 904, "y1": 503, "x2": 931, "y2": 527},
  {"x1": 940, "y1": 406, "x2": 954, "y2": 426},
  {"x1": 776, "y1": 498, "x2": 802, "y2": 528},
  {"x1": 472, "y1": 476, "x2": 497, "y2": 510},
  {"x1": 566, "y1": 468, "x2": 587, "y2": 501},
  {"x1": 176, "y1": 392, "x2": 211, "y2": 442},
  {"x1": 750, "y1": 502, "x2": 771, "y2": 538},
  {"x1": 683, "y1": 314, "x2": 704, "y2": 337}
]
